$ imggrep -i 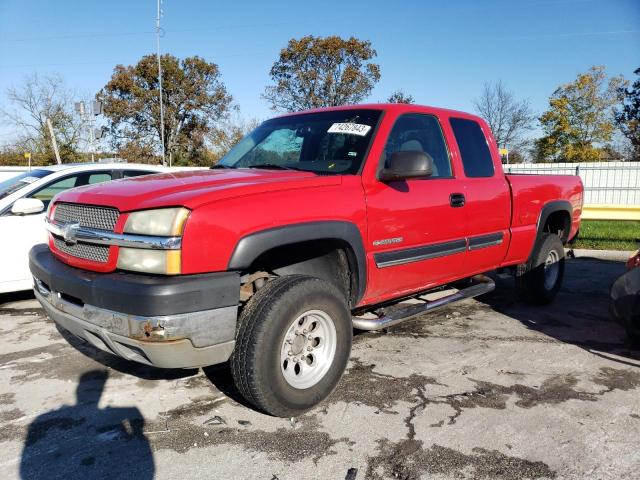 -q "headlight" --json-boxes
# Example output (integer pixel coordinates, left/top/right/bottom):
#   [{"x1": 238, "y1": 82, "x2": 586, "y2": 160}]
[
  {"x1": 124, "y1": 207, "x2": 190, "y2": 236},
  {"x1": 117, "y1": 248, "x2": 181, "y2": 275},
  {"x1": 118, "y1": 207, "x2": 189, "y2": 275}
]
